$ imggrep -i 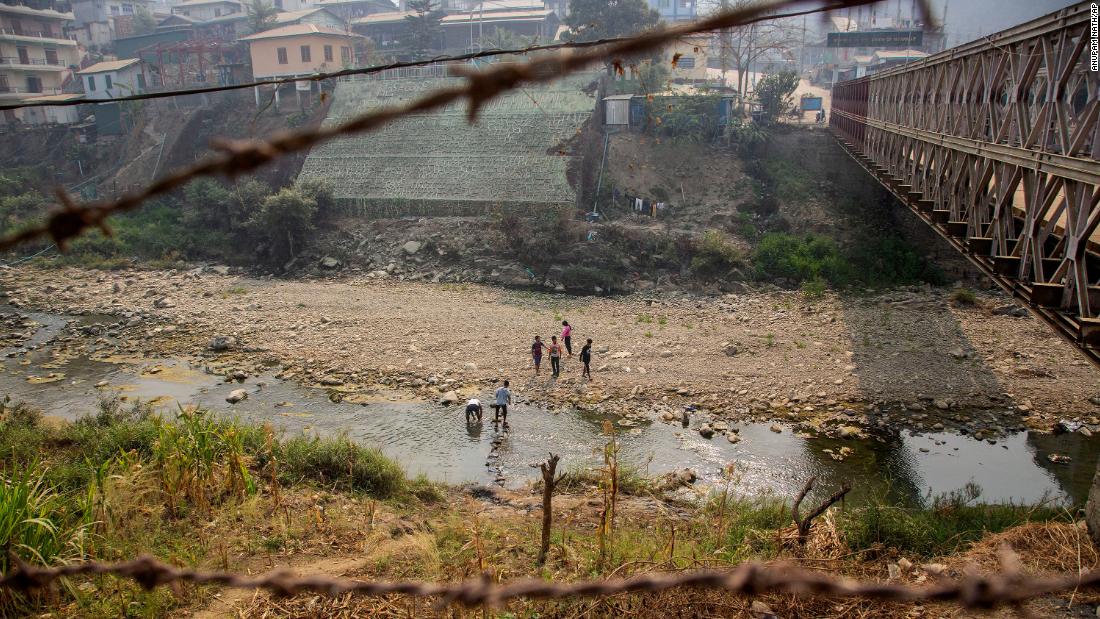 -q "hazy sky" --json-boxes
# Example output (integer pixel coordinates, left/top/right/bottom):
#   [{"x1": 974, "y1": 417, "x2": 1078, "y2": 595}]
[
  {"x1": 941, "y1": 0, "x2": 1079, "y2": 45},
  {"x1": 787, "y1": 0, "x2": 1080, "y2": 47}
]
